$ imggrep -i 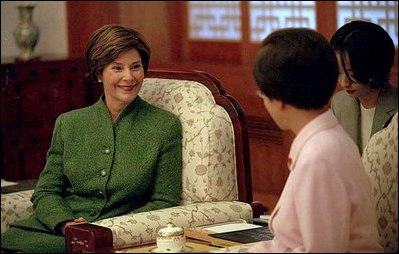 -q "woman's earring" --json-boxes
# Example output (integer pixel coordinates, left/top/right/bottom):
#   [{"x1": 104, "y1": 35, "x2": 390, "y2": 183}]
[{"x1": 98, "y1": 78, "x2": 102, "y2": 83}]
